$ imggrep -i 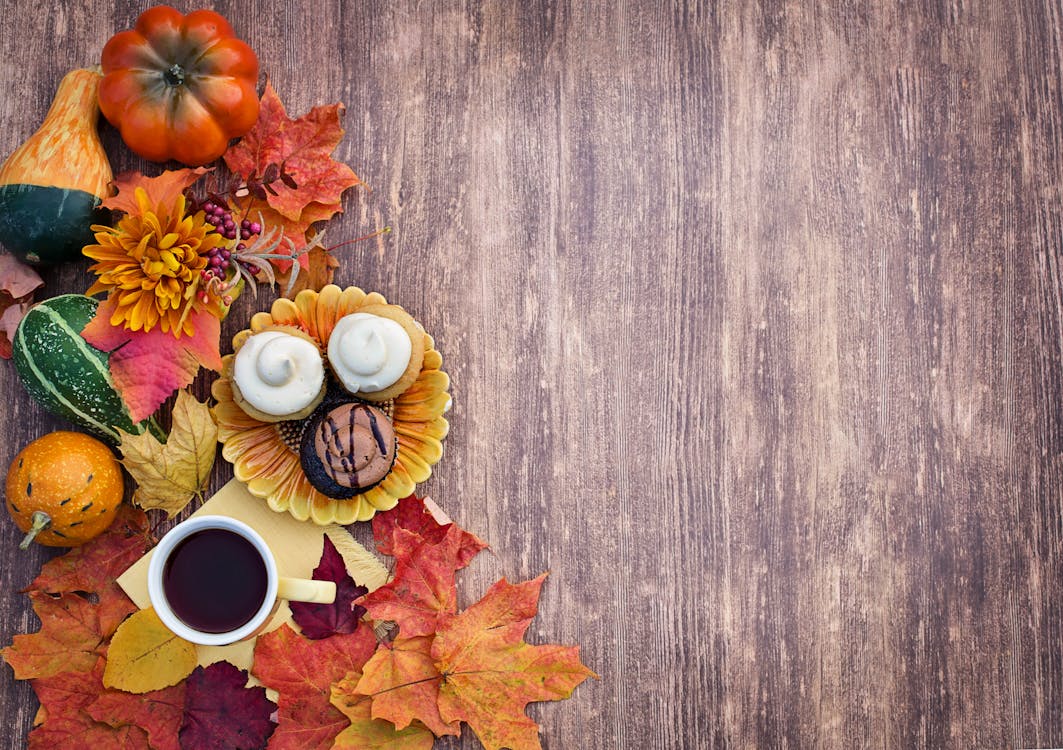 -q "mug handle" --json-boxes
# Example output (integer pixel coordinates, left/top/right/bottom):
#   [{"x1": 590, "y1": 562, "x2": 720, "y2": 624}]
[{"x1": 277, "y1": 577, "x2": 337, "y2": 604}]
